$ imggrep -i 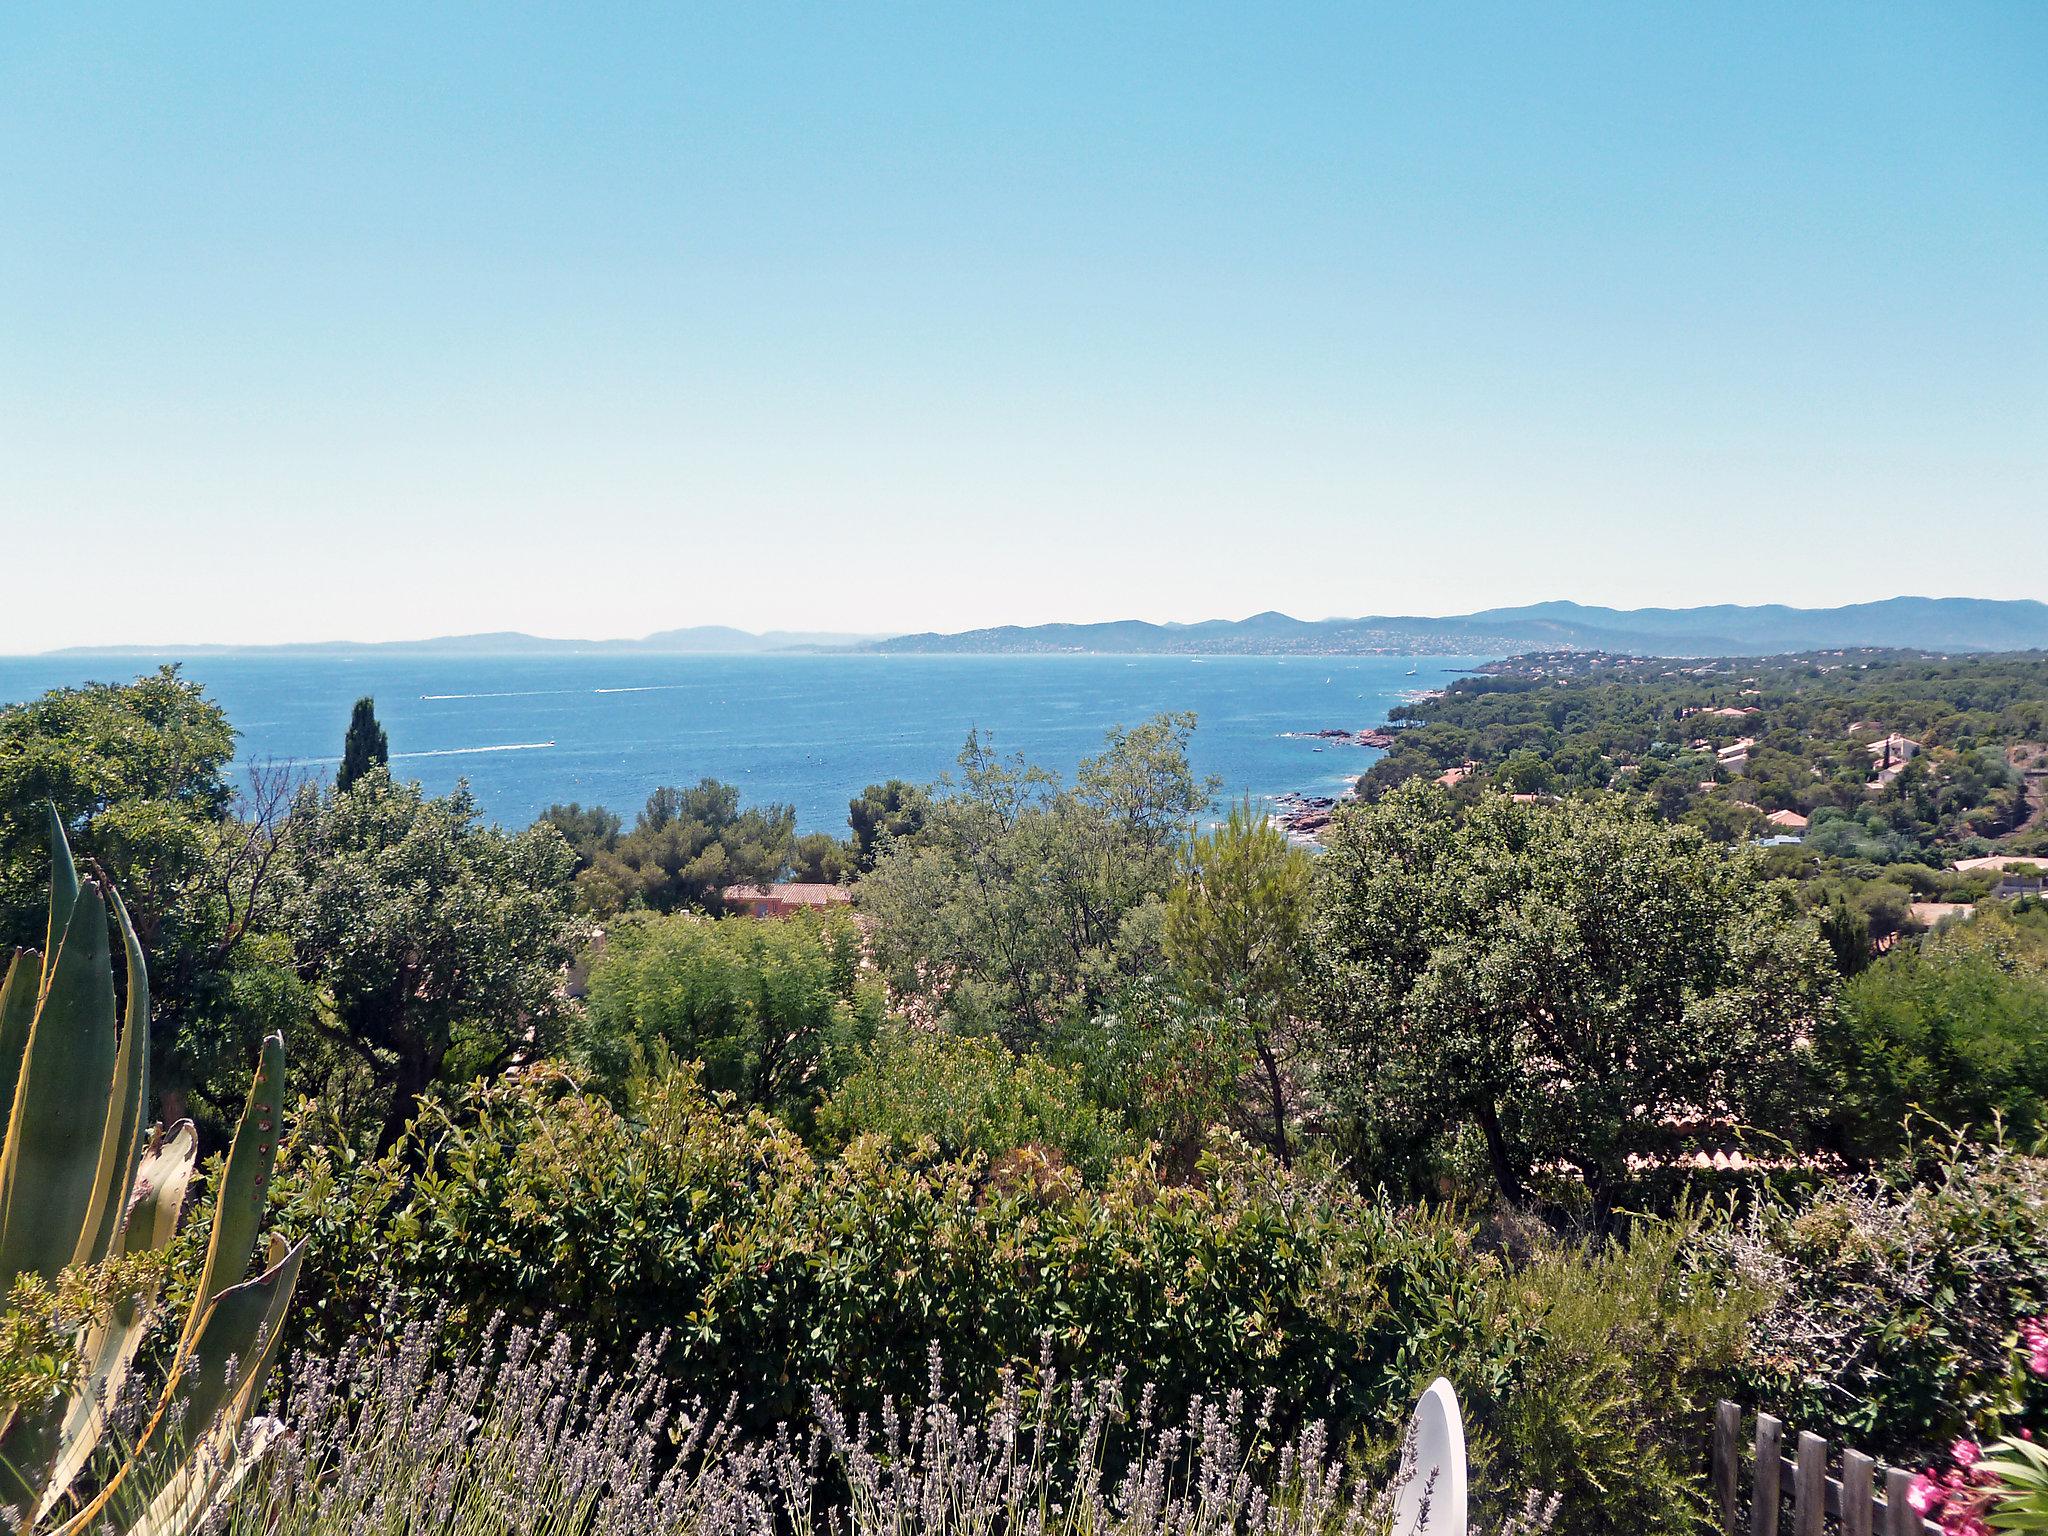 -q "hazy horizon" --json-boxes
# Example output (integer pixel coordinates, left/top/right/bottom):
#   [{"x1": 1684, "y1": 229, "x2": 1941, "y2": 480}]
[
  {"x1": 5, "y1": 5, "x2": 2043, "y2": 653},
  {"x1": 14, "y1": 592, "x2": 2047, "y2": 657}
]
